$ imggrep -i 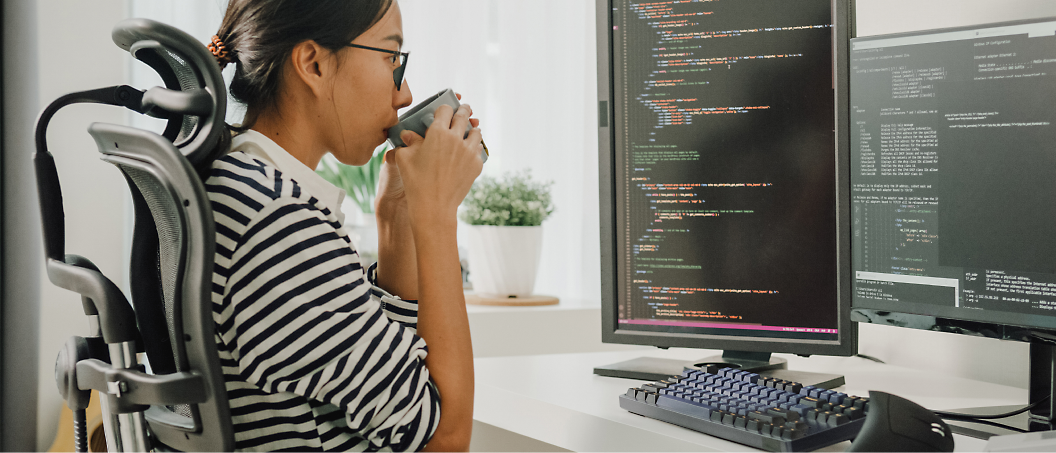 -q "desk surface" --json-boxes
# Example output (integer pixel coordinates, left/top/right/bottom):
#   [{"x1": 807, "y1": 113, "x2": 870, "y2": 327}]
[{"x1": 473, "y1": 349, "x2": 1027, "y2": 452}]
